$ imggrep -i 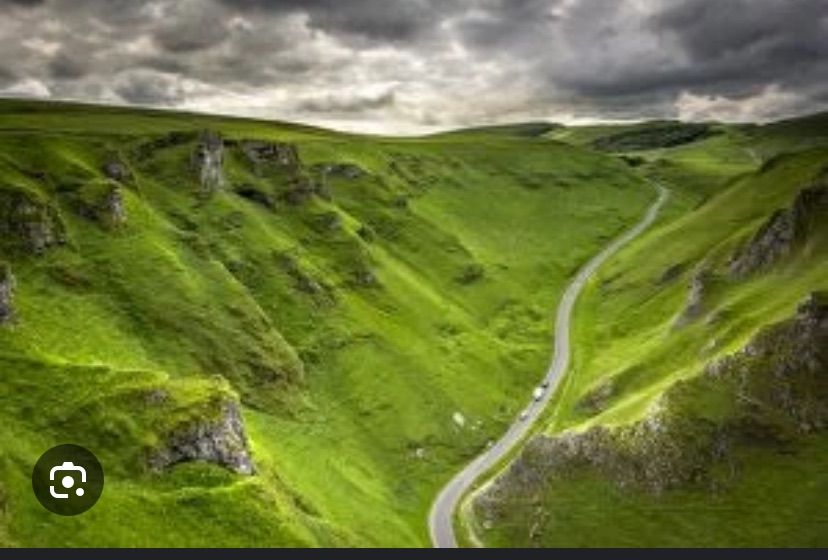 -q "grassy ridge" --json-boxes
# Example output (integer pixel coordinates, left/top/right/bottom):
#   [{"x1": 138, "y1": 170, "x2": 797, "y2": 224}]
[
  {"x1": 0, "y1": 100, "x2": 652, "y2": 546},
  {"x1": 472, "y1": 113, "x2": 828, "y2": 546}
]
